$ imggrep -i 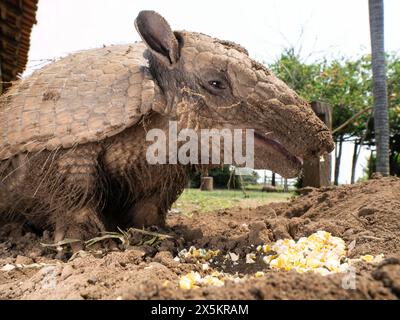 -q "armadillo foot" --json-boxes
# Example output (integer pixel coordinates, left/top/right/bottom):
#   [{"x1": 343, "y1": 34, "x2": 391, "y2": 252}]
[
  {"x1": 129, "y1": 198, "x2": 166, "y2": 228},
  {"x1": 54, "y1": 206, "x2": 105, "y2": 257}
]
